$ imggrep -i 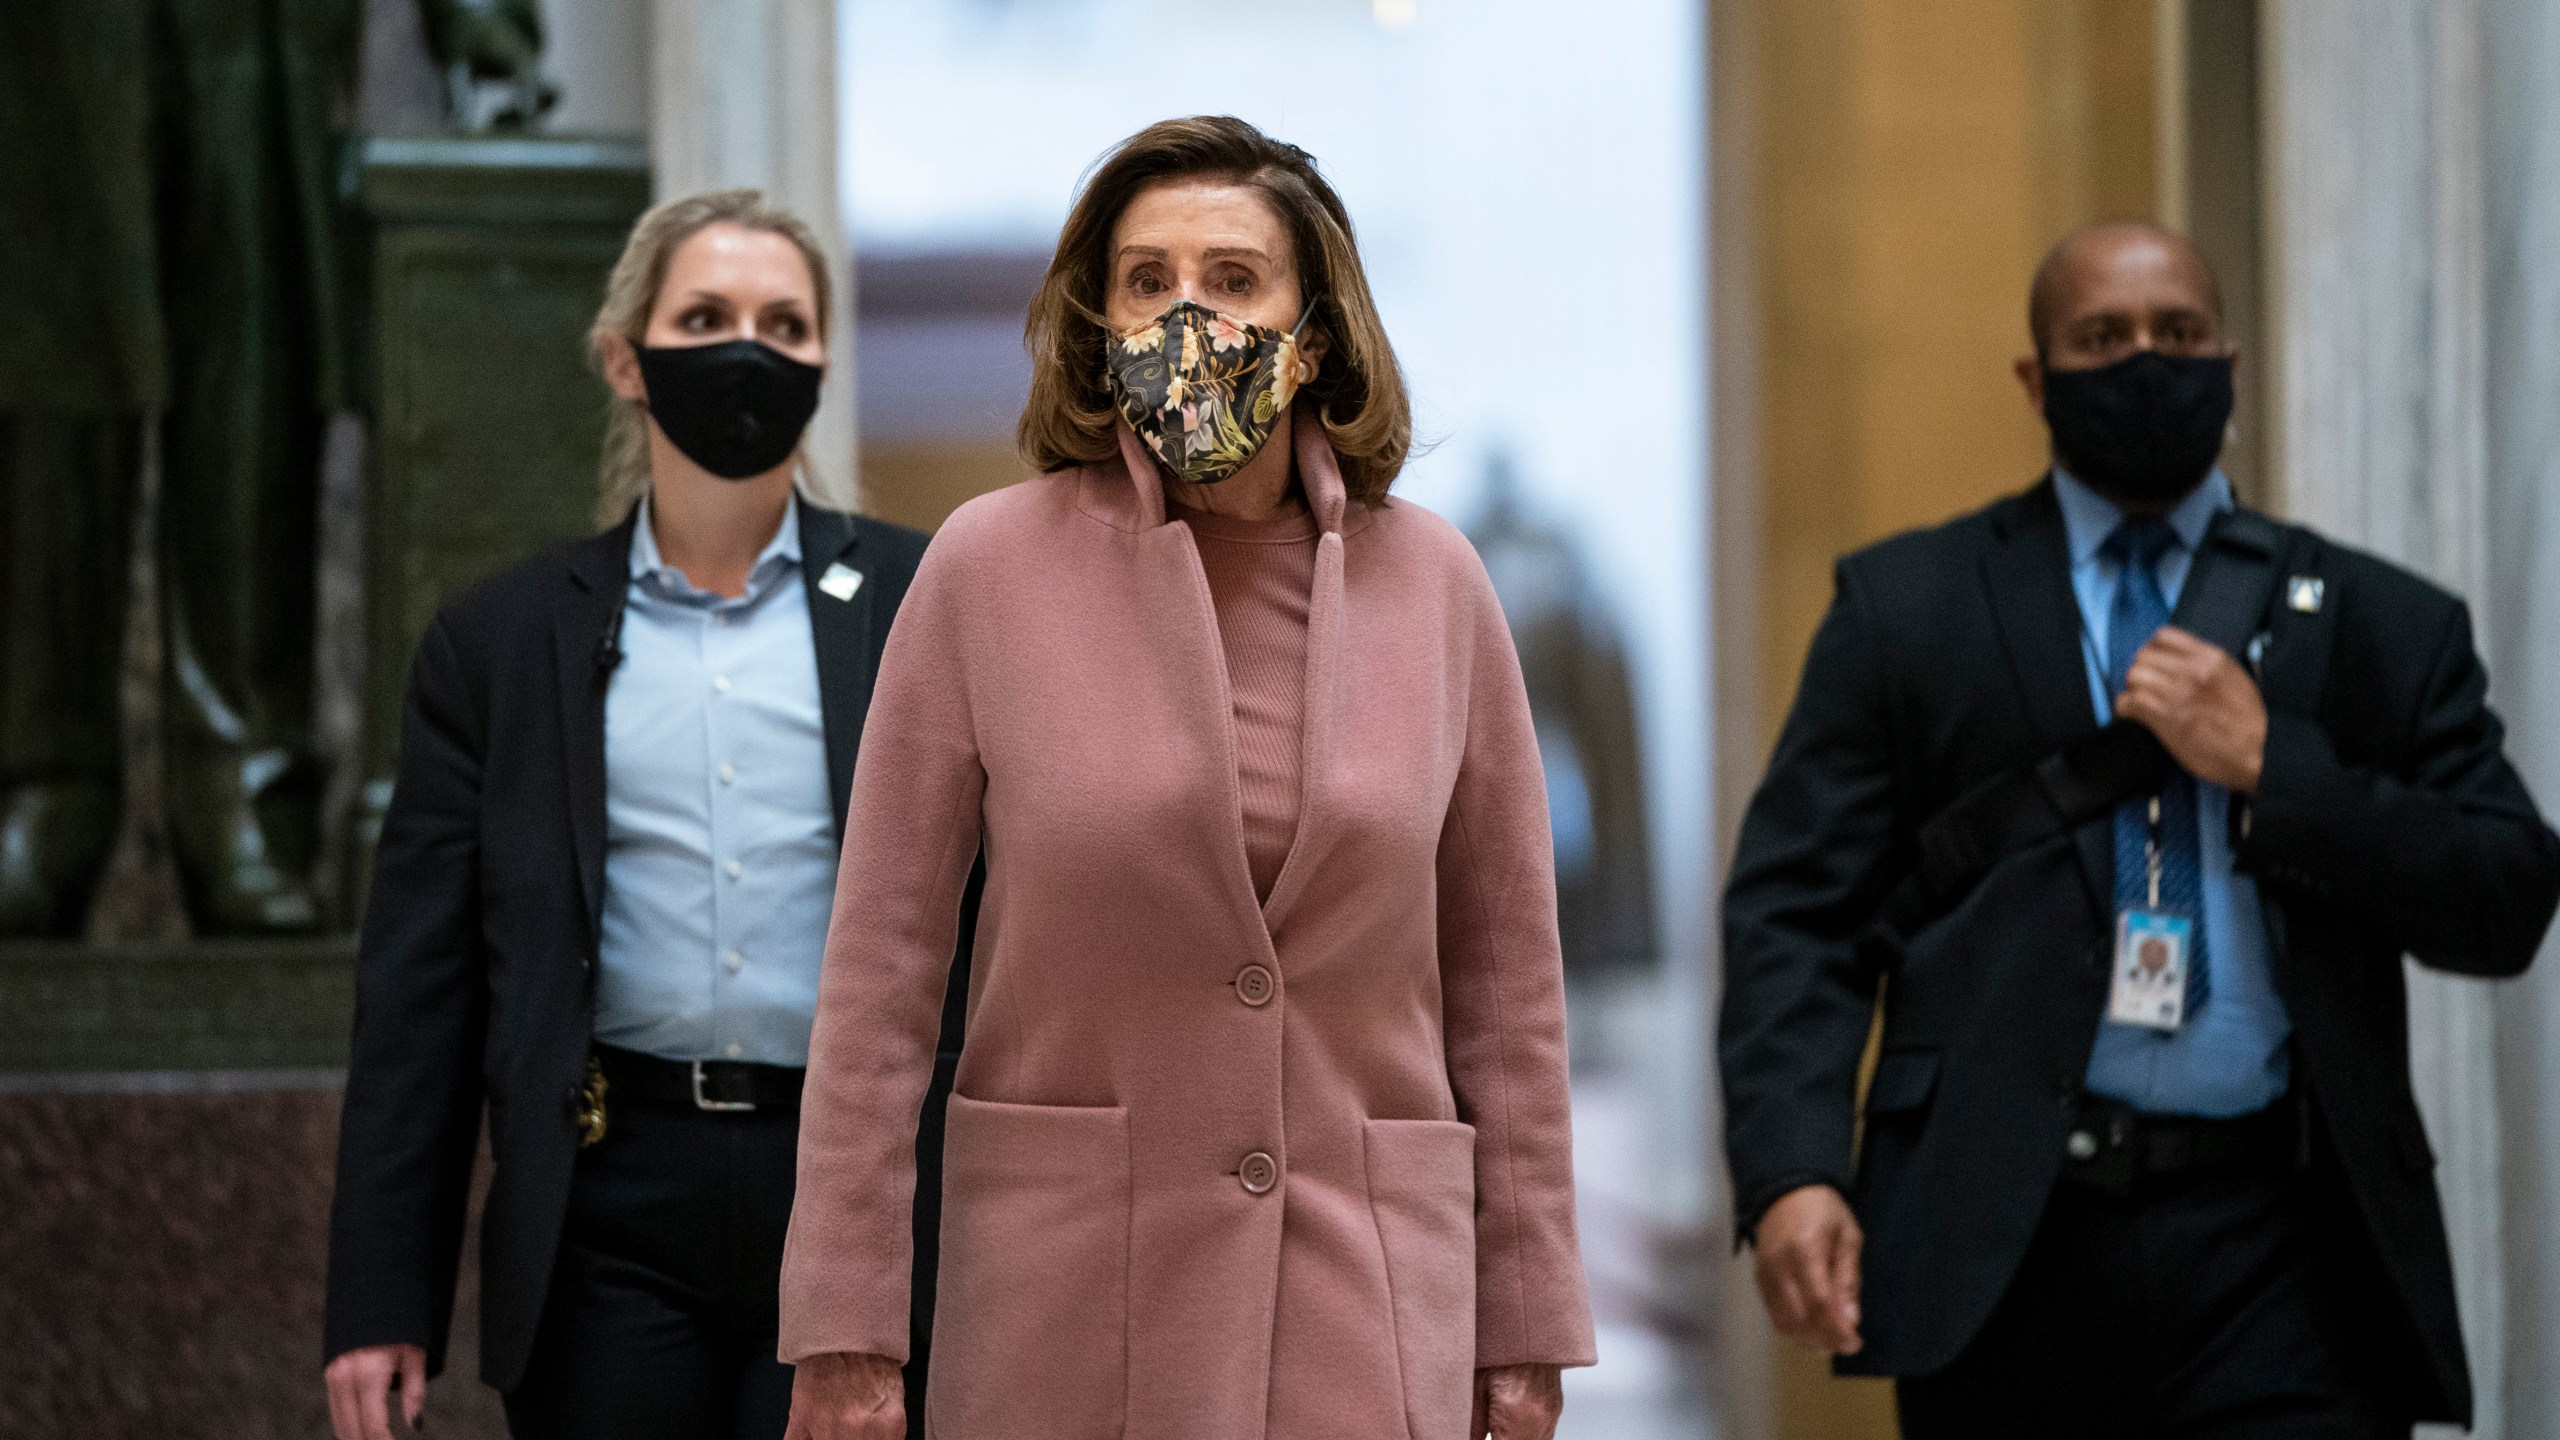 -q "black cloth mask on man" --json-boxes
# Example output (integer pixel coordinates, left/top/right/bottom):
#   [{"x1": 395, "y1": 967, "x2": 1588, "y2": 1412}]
[{"x1": 2041, "y1": 350, "x2": 2235, "y2": 506}]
